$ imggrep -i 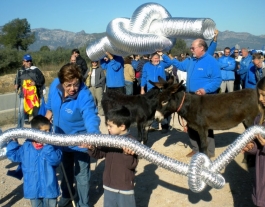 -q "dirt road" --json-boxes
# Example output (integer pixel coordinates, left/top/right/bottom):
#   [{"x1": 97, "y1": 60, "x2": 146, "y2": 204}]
[{"x1": 0, "y1": 116, "x2": 256, "y2": 207}]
